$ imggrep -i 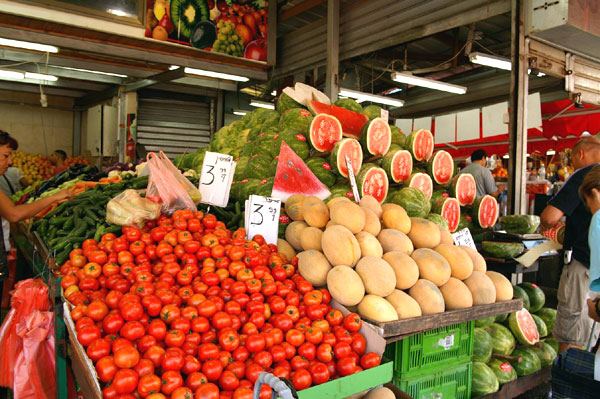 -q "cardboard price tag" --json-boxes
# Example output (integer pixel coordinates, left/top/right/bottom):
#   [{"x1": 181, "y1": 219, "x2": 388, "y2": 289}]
[
  {"x1": 199, "y1": 152, "x2": 236, "y2": 207},
  {"x1": 452, "y1": 228, "x2": 476, "y2": 249},
  {"x1": 245, "y1": 195, "x2": 281, "y2": 245},
  {"x1": 345, "y1": 155, "x2": 361, "y2": 203},
  {"x1": 380, "y1": 108, "x2": 389, "y2": 123}
]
